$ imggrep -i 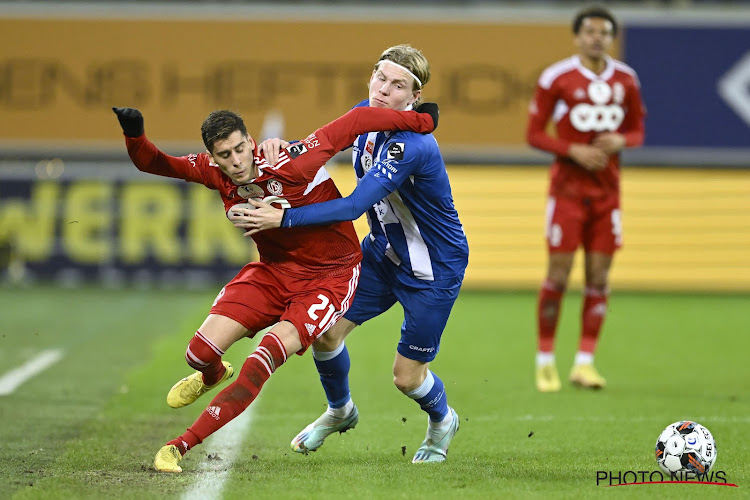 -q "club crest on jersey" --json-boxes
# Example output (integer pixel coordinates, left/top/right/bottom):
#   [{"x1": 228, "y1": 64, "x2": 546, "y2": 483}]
[
  {"x1": 267, "y1": 179, "x2": 283, "y2": 196},
  {"x1": 286, "y1": 143, "x2": 308, "y2": 159},
  {"x1": 237, "y1": 183, "x2": 265, "y2": 200},
  {"x1": 386, "y1": 142, "x2": 405, "y2": 160},
  {"x1": 361, "y1": 155, "x2": 373, "y2": 172},
  {"x1": 588, "y1": 80, "x2": 612, "y2": 104}
]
